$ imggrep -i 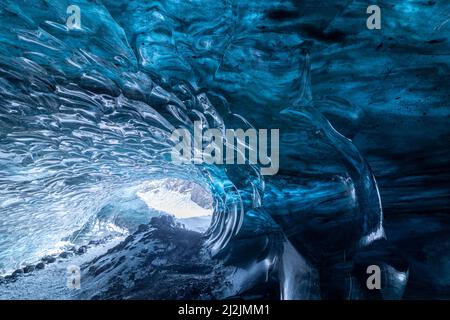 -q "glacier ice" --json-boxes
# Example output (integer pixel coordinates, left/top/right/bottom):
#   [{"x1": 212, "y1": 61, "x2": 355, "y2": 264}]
[{"x1": 3, "y1": 0, "x2": 449, "y2": 299}]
